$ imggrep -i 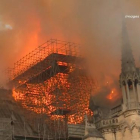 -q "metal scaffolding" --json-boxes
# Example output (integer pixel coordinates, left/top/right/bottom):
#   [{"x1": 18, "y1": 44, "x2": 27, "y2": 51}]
[{"x1": 7, "y1": 39, "x2": 96, "y2": 139}]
